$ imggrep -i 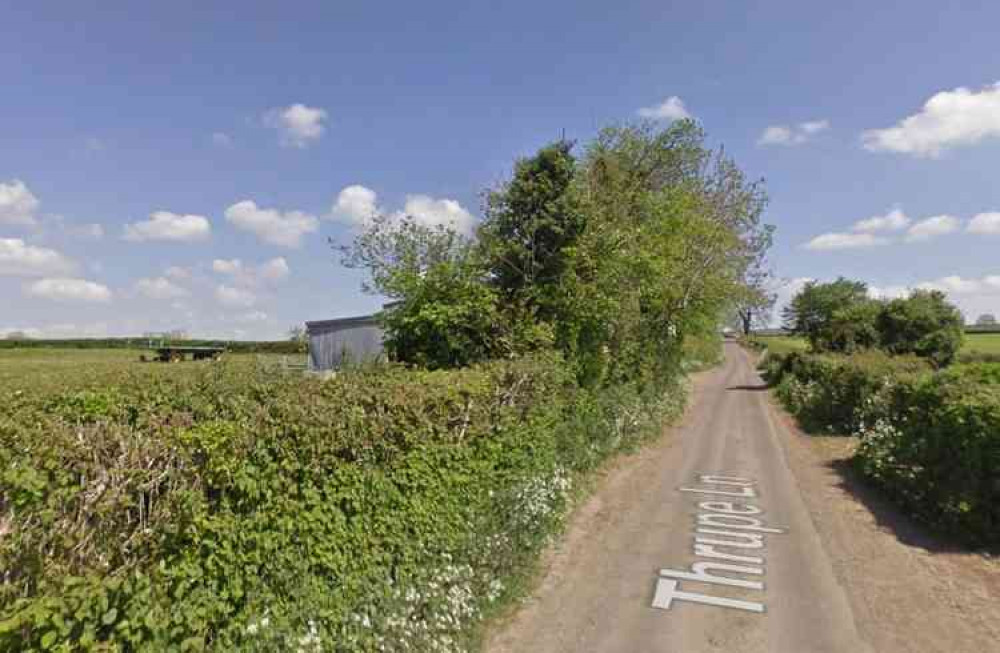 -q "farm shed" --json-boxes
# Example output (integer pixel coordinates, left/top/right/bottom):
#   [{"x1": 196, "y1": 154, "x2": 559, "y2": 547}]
[{"x1": 306, "y1": 314, "x2": 385, "y2": 371}]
